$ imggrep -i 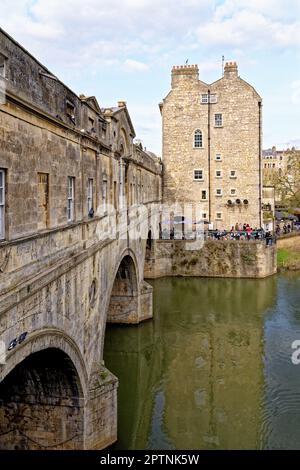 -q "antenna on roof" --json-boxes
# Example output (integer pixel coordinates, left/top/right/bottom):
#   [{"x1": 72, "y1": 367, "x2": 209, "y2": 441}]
[{"x1": 222, "y1": 55, "x2": 225, "y2": 76}]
